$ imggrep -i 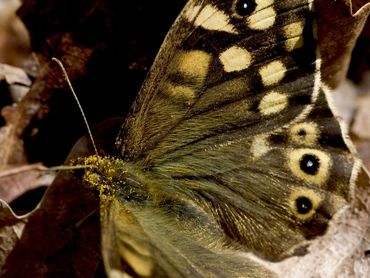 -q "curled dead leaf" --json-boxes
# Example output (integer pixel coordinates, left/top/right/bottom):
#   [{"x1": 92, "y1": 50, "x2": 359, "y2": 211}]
[
  {"x1": 317, "y1": 0, "x2": 370, "y2": 88},
  {"x1": 1, "y1": 119, "x2": 123, "y2": 277},
  {"x1": 0, "y1": 163, "x2": 54, "y2": 204}
]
